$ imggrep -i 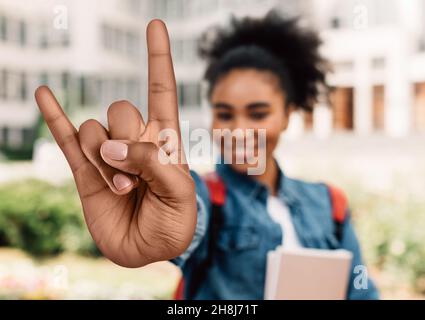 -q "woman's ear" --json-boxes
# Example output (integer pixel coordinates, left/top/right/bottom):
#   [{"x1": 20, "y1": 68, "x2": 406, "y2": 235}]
[{"x1": 282, "y1": 103, "x2": 296, "y2": 131}]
